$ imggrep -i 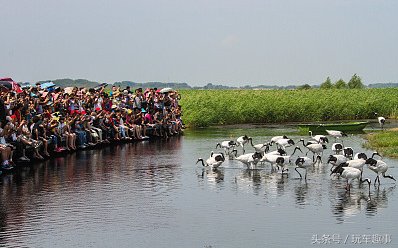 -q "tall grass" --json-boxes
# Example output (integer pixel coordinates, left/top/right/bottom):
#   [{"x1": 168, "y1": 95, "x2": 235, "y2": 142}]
[{"x1": 179, "y1": 88, "x2": 398, "y2": 127}]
